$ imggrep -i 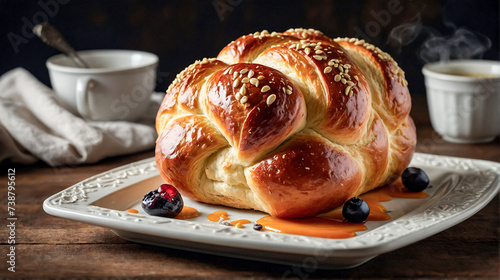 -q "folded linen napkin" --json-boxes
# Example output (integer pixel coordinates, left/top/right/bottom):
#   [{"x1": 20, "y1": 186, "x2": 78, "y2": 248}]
[{"x1": 0, "y1": 68, "x2": 163, "y2": 166}]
